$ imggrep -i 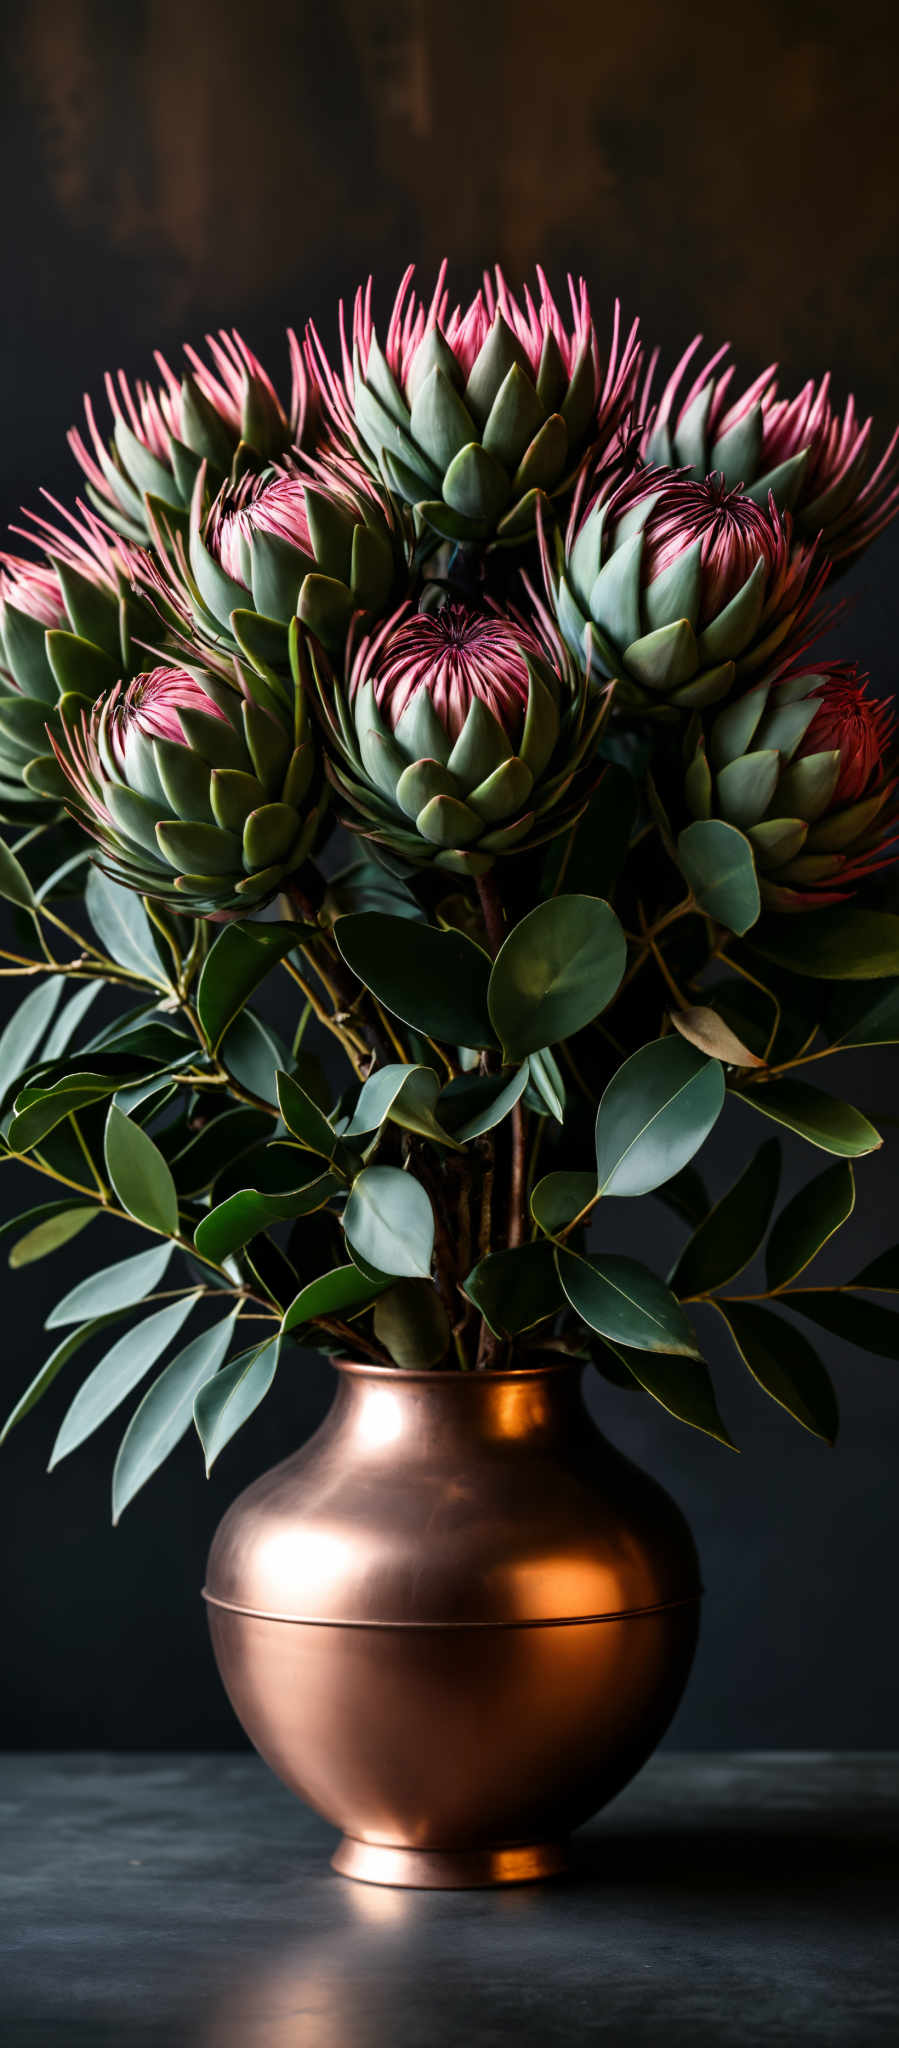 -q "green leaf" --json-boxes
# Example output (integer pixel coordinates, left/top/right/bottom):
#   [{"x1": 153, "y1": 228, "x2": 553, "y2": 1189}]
[
  {"x1": 677, "y1": 819, "x2": 760, "y2": 935},
  {"x1": 9, "y1": 1206, "x2": 96, "y2": 1267},
  {"x1": 851, "y1": 1246, "x2": 899, "y2": 1292},
  {"x1": 193, "y1": 1337, "x2": 281, "y2": 1471},
  {"x1": 335, "y1": 912, "x2": 494, "y2": 1048},
  {"x1": 0, "y1": 976, "x2": 66, "y2": 1097},
  {"x1": 281, "y1": 1264, "x2": 387, "y2": 1335},
  {"x1": 714, "y1": 1300, "x2": 838, "y2": 1442},
  {"x1": 277, "y1": 1069, "x2": 338, "y2": 1159},
  {"x1": 463, "y1": 1240, "x2": 562, "y2": 1337},
  {"x1": 487, "y1": 895, "x2": 626, "y2": 1061},
  {"x1": 111, "y1": 1310, "x2": 239, "y2": 1520},
  {"x1": 85, "y1": 868, "x2": 170, "y2": 985},
  {"x1": 596, "y1": 1036, "x2": 726, "y2": 1198},
  {"x1": 526, "y1": 1048, "x2": 566, "y2": 1122},
  {"x1": 671, "y1": 1141, "x2": 781, "y2": 1298},
  {"x1": 48, "y1": 1294, "x2": 198, "y2": 1466},
  {"x1": 196, "y1": 921, "x2": 306, "y2": 1052},
  {"x1": 556, "y1": 1247, "x2": 700, "y2": 1356},
  {"x1": 104, "y1": 1103, "x2": 180, "y2": 1235},
  {"x1": 437, "y1": 1062, "x2": 529, "y2": 1142},
  {"x1": 46, "y1": 1242, "x2": 175, "y2": 1327},
  {"x1": 41, "y1": 981, "x2": 105, "y2": 1060},
  {"x1": 168, "y1": 1107, "x2": 275, "y2": 1197},
  {"x1": 373, "y1": 1281, "x2": 451, "y2": 1368},
  {"x1": 766, "y1": 1160, "x2": 855, "y2": 1291},
  {"x1": 787, "y1": 1290, "x2": 899, "y2": 1359},
  {"x1": 8, "y1": 1071, "x2": 133, "y2": 1153},
  {"x1": 344, "y1": 1063, "x2": 457, "y2": 1148},
  {"x1": 596, "y1": 1337, "x2": 736, "y2": 1447},
  {"x1": 751, "y1": 908, "x2": 899, "y2": 980},
  {"x1": 0, "y1": 1315, "x2": 122, "y2": 1445},
  {"x1": 220, "y1": 1009, "x2": 285, "y2": 1107},
  {"x1": 0, "y1": 836, "x2": 37, "y2": 910},
  {"x1": 343, "y1": 1166, "x2": 434, "y2": 1280},
  {"x1": 653, "y1": 1165, "x2": 710, "y2": 1229},
  {"x1": 194, "y1": 1163, "x2": 339, "y2": 1263},
  {"x1": 738, "y1": 1080, "x2": 881, "y2": 1158},
  {"x1": 530, "y1": 1171, "x2": 597, "y2": 1236},
  {"x1": 825, "y1": 980, "x2": 899, "y2": 1049}
]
